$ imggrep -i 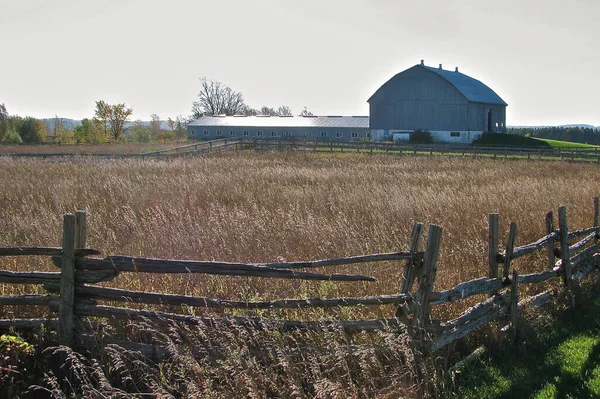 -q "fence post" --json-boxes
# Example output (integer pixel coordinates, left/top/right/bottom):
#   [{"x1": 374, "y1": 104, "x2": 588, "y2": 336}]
[
  {"x1": 75, "y1": 210, "x2": 87, "y2": 250},
  {"x1": 412, "y1": 224, "x2": 443, "y2": 353},
  {"x1": 594, "y1": 197, "x2": 599, "y2": 244},
  {"x1": 502, "y1": 222, "x2": 517, "y2": 282},
  {"x1": 488, "y1": 214, "x2": 500, "y2": 293},
  {"x1": 509, "y1": 269, "x2": 519, "y2": 342},
  {"x1": 396, "y1": 222, "x2": 424, "y2": 318},
  {"x1": 546, "y1": 211, "x2": 555, "y2": 269},
  {"x1": 558, "y1": 206, "x2": 573, "y2": 305},
  {"x1": 59, "y1": 213, "x2": 76, "y2": 346}
]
